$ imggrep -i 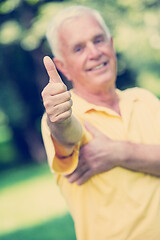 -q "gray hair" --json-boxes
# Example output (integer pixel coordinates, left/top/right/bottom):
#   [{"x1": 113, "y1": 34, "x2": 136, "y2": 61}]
[{"x1": 46, "y1": 5, "x2": 111, "y2": 60}]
